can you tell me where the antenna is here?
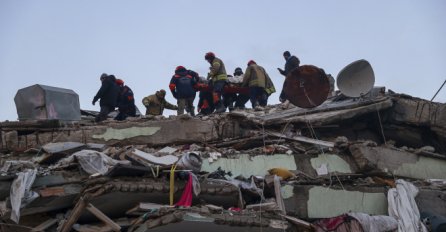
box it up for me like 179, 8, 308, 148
283, 65, 330, 108
337, 59, 375, 97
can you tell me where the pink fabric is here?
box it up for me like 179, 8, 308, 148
175, 174, 193, 207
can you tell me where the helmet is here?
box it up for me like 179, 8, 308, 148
205, 52, 215, 60
115, 79, 124, 86
247, 60, 256, 66
234, 67, 243, 75
175, 66, 186, 72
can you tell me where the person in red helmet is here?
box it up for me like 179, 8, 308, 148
114, 78, 136, 120
169, 66, 198, 116
204, 52, 228, 113
242, 60, 275, 110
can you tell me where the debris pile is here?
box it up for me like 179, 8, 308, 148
1, 89, 445, 232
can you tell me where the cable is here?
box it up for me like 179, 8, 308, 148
376, 105, 387, 145
304, 113, 345, 191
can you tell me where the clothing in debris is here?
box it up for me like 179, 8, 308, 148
205, 52, 228, 113
169, 66, 197, 116
175, 172, 193, 207
142, 90, 178, 116
278, 51, 300, 102
115, 79, 136, 121
92, 74, 120, 122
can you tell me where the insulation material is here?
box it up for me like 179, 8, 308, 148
387, 179, 428, 232
10, 169, 38, 223
348, 212, 398, 232
55, 150, 130, 175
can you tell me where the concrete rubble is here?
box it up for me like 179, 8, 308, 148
0, 90, 445, 232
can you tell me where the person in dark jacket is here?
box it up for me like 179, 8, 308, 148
92, 73, 120, 122
114, 79, 136, 121
169, 66, 197, 116
278, 51, 300, 102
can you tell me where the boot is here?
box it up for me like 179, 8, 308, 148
215, 102, 226, 113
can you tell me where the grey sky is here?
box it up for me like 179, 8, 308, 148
1, 0, 445, 121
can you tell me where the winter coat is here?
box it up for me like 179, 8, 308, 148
117, 85, 136, 116
284, 55, 300, 76
93, 77, 120, 108
169, 70, 197, 99
242, 64, 269, 88
142, 94, 177, 116
208, 57, 227, 83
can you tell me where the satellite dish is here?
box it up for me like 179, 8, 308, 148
337, 59, 375, 97
283, 65, 330, 108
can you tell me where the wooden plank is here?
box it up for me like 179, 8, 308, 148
59, 197, 87, 232
38, 187, 65, 197
280, 214, 313, 229
267, 131, 334, 148
86, 203, 121, 232
31, 218, 59, 231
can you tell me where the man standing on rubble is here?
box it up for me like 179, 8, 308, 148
242, 60, 270, 110
205, 52, 228, 113
142, 89, 178, 116
278, 51, 300, 106
92, 73, 120, 122
115, 79, 136, 121
169, 66, 197, 116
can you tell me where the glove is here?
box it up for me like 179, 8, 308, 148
92, 97, 97, 105
277, 68, 285, 75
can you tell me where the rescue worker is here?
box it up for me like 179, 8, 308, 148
204, 52, 228, 113
242, 60, 270, 110
197, 77, 215, 116
115, 79, 136, 121
92, 73, 120, 122
169, 66, 197, 116
142, 89, 178, 116
278, 51, 300, 103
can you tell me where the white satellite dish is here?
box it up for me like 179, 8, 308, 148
337, 59, 375, 97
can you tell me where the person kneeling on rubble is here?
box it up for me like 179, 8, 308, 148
142, 89, 178, 116
242, 60, 272, 110
169, 66, 198, 116
115, 78, 137, 121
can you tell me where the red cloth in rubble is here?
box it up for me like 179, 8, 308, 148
175, 173, 193, 207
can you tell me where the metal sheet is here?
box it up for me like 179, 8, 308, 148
14, 84, 81, 121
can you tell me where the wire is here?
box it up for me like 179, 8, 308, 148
376, 105, 387, 145
304, 113, 345, 191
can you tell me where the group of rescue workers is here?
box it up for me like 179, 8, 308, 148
92, 51, 300, 122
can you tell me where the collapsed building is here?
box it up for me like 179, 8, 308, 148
0, 60, 445, 231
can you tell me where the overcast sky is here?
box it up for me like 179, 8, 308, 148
1, 0, 445, 121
